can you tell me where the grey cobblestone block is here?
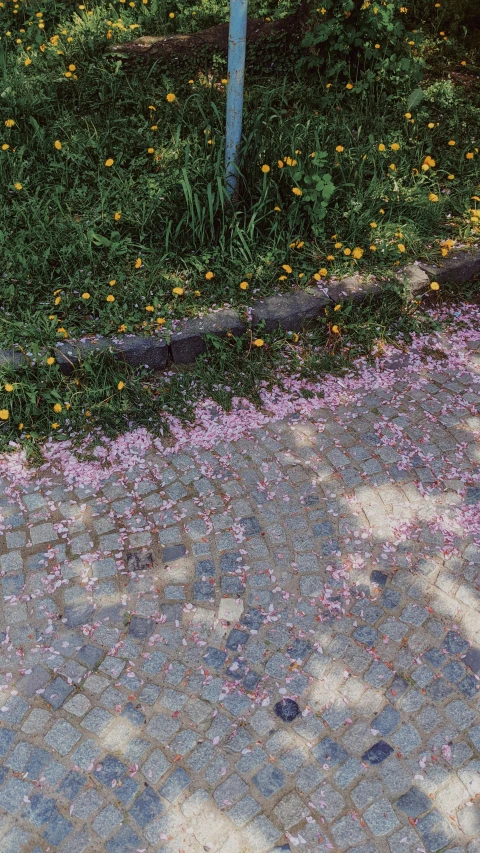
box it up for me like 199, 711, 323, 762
364, 799, 399, 836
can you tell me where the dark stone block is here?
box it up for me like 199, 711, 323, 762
424, 648, 445, 669
193, 581, 214, 601
126, 551, 153, 572
43, 812, 72, 845
203, 647, 227, 669
381, 589, 401, 610
396, 786, 432, 818
443, 631, 469, 655
466, 486, 480, 505
442, 660, 465, 683
114, 775, 139, 807
170, 310, 245, 364
353, 626, 379, 646
458, 675, 479, 698
370, 570, 388, 588
195, 559, 215, 578
251, 290, 329, 333
122, 702, 146, 727
128, 616, 153, 639
221, 577, 245, 595
0, 347, 28, 369
241, 609, 265, 630
287, 639, 312, 661
162, 544, 186, 563
130, 786, 164, 828
362, 741, 394, 765
226, 659, 247, 681
312, 737, 348, 768
312, 521, 333, 537
419, 248, 480, 286
239, 516, 262, 536
220, 551, 243, 573
252, 764, 286, 797
43, 677, 73, 710
23, 794, 57, 826
58, 771, 85, 801
243, 671, 261, 691
274, 698, 299, 723
105, 825, 141, 853
158, 767, 190, 803
426, 678, 453, 701
94, 754, 127, 785
77, 644, 103, 668
64, 603, 94, 629
417, 809, 454, 852
372, 706, 400, 736
226, 629, 249, 650
0, 727, 16, 757
463, 647, 480, 674
56, 335, 168, 373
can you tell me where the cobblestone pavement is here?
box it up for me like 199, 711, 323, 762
1, 321, 480, 853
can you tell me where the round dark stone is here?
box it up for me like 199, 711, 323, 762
274, 698, 299, 723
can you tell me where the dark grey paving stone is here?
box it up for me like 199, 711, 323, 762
226, 629, 249, 650
361, 741, 394, 765
312, 737, 348, 768
466, 486, 480, 504
162, 545, 186, 563
43, 812, 73, 845
353, 626, 379, 645
203, 647, 227, 669
0, 727, 16, 757
424, 648, 445, 668
287, 639, 312, 661
43, 677, 73, 710
158, 768, 190, 803
126, 551, 153, 572
396, 786, 432, 818
253, 765, 286, 798
372, 706, 400, 736
17, 664, 51, 697
130, 786, 164, 827
77, 644, 103, 668
105, 825, 141, 853
442, 631, 469, 655
58, 771, 85, 800
370, 570, 388, 588
417, 809, 454, 852
463, 647, 480, 674
94, 754, 127, 786
220, 552, 243, 572
64, 604, 94, 629
240, 516, 262, 536
128, 616, 153, 639
22, 794, 57, 826
195, 559, 215, 578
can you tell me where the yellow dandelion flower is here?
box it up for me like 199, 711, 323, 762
430, 281, 440, 290
24, 57, 32, 66
378, 144, 386, 152
346, 83, 353, 90
466, 152, 474, 160
166, 93, 176, 103
54, 140, 62, 150
447, 174, 455, 180
14, 182, 22, 190
277, 160, 284, 169
292, 187, 302, 196
448, 140, 455, 146
5, 119, 15, 127
117, 381, 125, 390
81, 292, 90, 299
53, 403, 62, 413
172, 286, 184, 296
253, 338, 264, 347
335, 145, 344, 153
327, 255, 334, 261
46, 356, 55, 365
134, 258, 142, 269
105, 158, 114, 167
1, 144, 9, 151
389, 163, 396, 171
4, 383, 14, 392
156, 317, 165, 324
334, 304, 341, 311
0, 409, 9, 420
429, 192, 439, 202
205, 271, 214, 280
106, 294, 115, 302
114, 211, 121, 221
344, 248, 351, 256
398, 243, 406, 252
332, 325, 340, 334
352, 247, 364, 259
261, 164, 270, 173
282, 264, 292, 274
240, 281, 249, 290
390, 142, 400, 151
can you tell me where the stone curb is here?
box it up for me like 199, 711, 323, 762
1, 250, 479, 372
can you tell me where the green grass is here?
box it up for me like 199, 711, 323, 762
0, 0, 479, 450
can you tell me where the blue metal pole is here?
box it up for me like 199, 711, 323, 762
225, 0, 248, 196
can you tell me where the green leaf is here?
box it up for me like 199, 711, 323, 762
406, 87, 424, 111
